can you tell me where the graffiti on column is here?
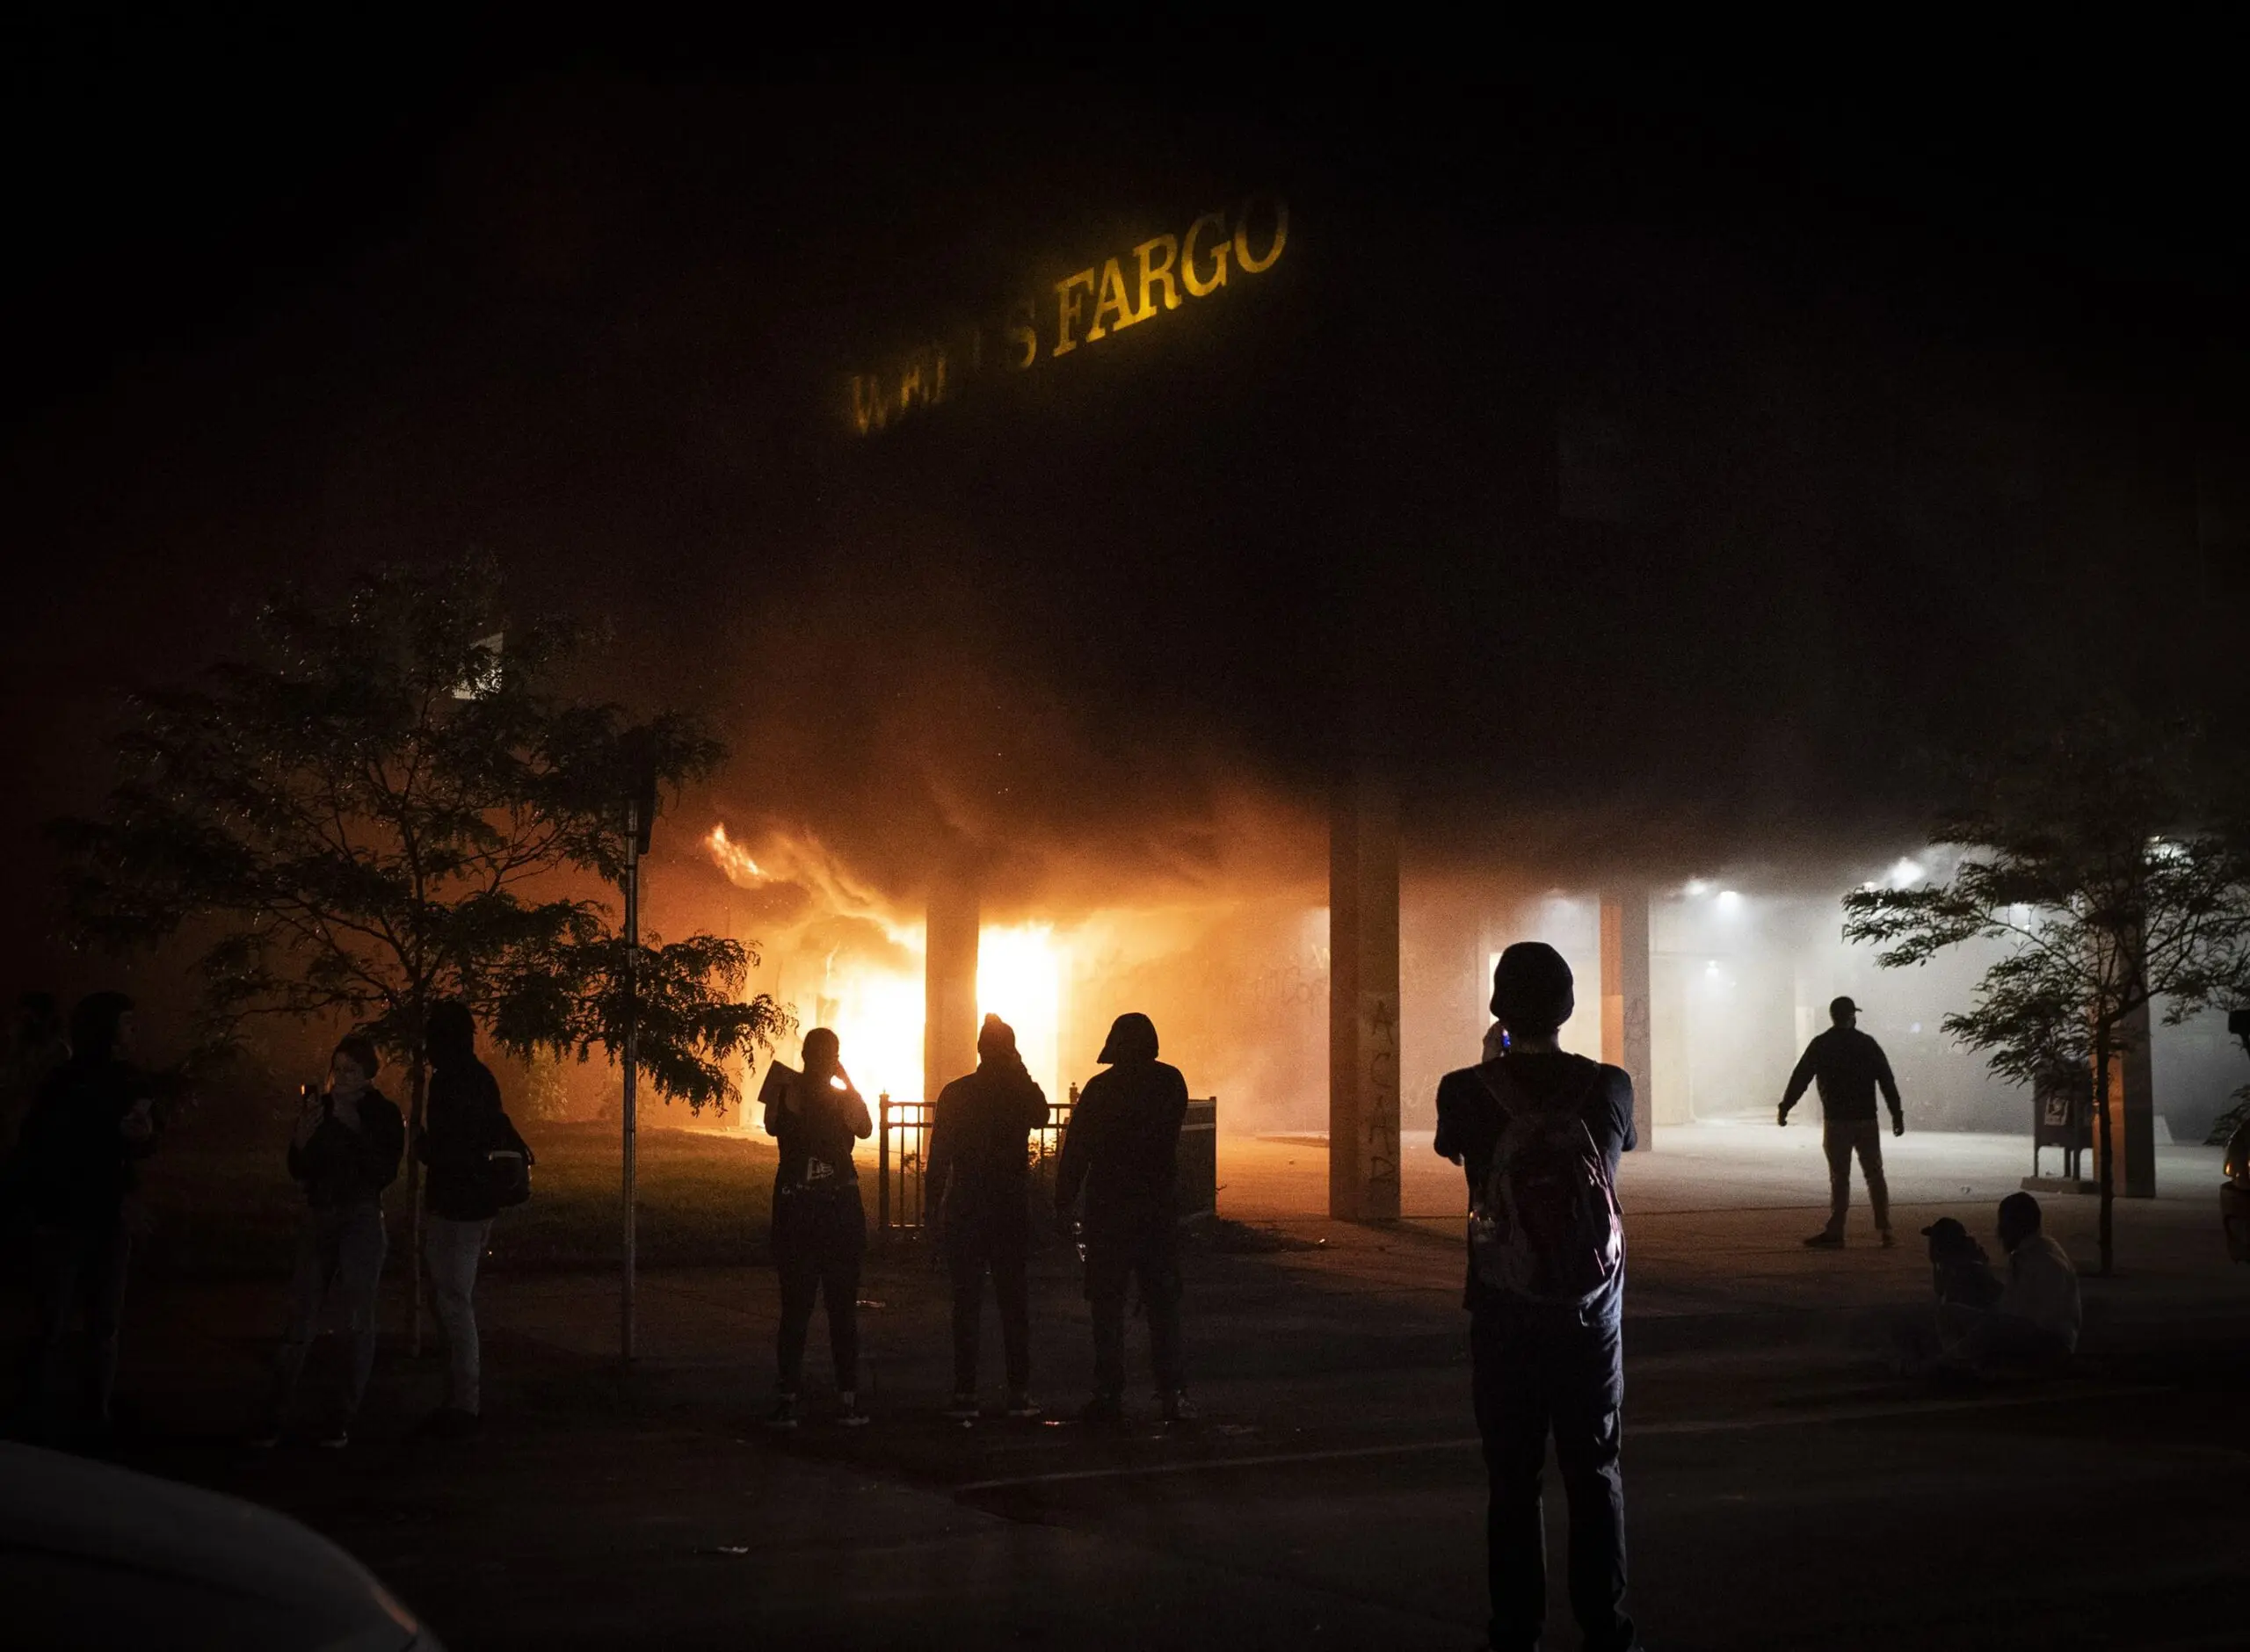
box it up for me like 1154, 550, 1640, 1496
1366, 992, 1400, 1198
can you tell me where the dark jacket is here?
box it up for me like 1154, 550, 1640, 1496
925, 1056, 1049, 1226
11, 1057, 162, 1231
1055, 1058, 1188, 1240
289, 1090, 404, 1211
417, 1054, 512, 1221
763, 1068, 872, 1196
1781, 1026, 1902, 1125
1434, 1050, 1636, 1313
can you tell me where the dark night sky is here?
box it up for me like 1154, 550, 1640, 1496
4, 19, 2246, 1001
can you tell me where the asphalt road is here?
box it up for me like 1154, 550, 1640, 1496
111, 1290, 2248, 1651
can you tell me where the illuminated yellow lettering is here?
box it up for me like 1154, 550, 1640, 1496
1232, 195, 1288, 273
896, 357, 923, 413
1133, 234, 1180, 319
1181, 210, 1230, 296
1005, 296, 1037, 369
1088, 257, 1136, 340
1052, 269, 1095, 355
849, 373, 886, 435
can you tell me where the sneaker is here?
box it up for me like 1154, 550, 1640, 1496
766, 1395, 800, 1431
1079, 1394, 1123, 1428
1802, 1232, 1845, 1249
942, 1392, 980, 1422
1160, 1390, 1200, 1424
316, 1423, 351, 1450
1880, 1230, 1898, 1250
247, 1424, 283, 1451
1004, 1393, 1042, 1420
836, 1392, 871, 1429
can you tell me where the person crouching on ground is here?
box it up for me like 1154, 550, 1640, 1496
1435, 943, 1643, 1652
415, 1001, 525, 1441
926, 1013, 1050, 1421
764, 1027, 873, 1429
1936, 1192, 2081, 1374
1054, 1012, 1190, 1426
255, 1034, 403, 1449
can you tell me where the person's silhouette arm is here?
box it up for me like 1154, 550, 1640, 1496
1779, 1042, 1818, 1127
1874, 1042, 1904, 1136
1054, 1088, 1095, 1226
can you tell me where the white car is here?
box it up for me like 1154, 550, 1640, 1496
0, 1442, 442, 1650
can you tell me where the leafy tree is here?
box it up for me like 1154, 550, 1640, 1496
51, 559, 789, 1297
1842, 717, 2250, 1274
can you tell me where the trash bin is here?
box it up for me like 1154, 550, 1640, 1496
1177, 1098, 1217, 1219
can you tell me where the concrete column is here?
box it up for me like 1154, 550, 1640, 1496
1600, 891, 1654, 1151
924, 866, 979, 1106
2120, 999, 2158, 1198
1329, 772, 1401, 1221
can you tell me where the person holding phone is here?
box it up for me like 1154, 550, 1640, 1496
253, 1034, 403, 1448
762, 1027, 873, 1429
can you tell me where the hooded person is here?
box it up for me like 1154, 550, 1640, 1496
1433, 943, 1642, 1652
1053, 1012, 1191, 1425
762, 1027, 874, 1429
926, 1013, 1051, 1420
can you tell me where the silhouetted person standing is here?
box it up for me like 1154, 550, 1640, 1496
1781, 995, 1904, 1249
415, 1002, 526, 1440
1055, 1012, 1190, 1426
1436, 944, 1641, 1652
256, 1034, 403, 1449
1, 991, 70, 1154
926, 1013, 1049, 1420
763, 1027, 873, 1429
10, 992, 163, 1447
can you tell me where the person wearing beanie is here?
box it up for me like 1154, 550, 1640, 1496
1434, 942, 1643, 1652
925, 1013, 1052, 1420
1054, 1012, 1192, 1425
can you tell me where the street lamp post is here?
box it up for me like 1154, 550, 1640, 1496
621, 736, 657, 1370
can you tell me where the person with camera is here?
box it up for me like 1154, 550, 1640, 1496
253, 1034, 403, 1449
413, 1001, 528, 1441
762, 1027, 874, 1429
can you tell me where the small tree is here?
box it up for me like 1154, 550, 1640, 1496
52, 559, 788, 1315
1843, 717, 2250, 1274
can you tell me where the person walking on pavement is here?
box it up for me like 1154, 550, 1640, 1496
762, 1027, 873, 1430
1781, 995, 1904, 1249
1054, 1012, 1190, 1426
1436, 943, 1643, 1652
926, 1013, 1050, 1421
414, 1002, 528, 1440
255, 1034, 403, 1449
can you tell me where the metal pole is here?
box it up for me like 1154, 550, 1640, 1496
877, 1092, 890, 1237
621, 802, 639, 1368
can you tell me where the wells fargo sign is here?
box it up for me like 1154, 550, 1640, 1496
847, 193, 1288, 436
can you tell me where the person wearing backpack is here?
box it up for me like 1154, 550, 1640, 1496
413, 1001, 528, 1441
1435, 942, 1642, 1652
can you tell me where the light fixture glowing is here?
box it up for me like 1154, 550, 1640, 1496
1888, 859, 1924, 887
1685, 879, 1711, 897
1716, 889, 1743, 910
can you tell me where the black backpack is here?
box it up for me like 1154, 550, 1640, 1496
1469, 1059, 1624, 1305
